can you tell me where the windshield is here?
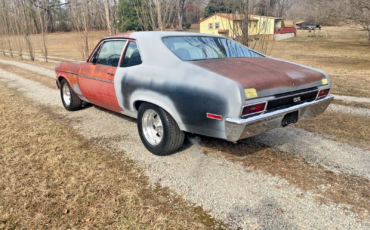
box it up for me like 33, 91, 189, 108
162, 36, 263, 61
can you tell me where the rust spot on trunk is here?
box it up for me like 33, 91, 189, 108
191, 57, 325, 92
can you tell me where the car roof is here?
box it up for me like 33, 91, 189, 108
104, 31, 225, 40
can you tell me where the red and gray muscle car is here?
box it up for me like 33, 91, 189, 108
55, 32, 333, 156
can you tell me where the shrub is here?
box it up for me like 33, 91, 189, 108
165, 24, 171, 29
58, 21, 69, 32
182, 22, 191, 29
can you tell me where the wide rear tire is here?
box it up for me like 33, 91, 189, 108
138, 103, 185, 156
60, 79, 82, 111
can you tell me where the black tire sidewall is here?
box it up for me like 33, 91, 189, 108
137, 103, 172, 156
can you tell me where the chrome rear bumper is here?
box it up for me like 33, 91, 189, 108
225, 95, 334, 142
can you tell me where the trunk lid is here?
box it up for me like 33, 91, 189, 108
190, 57, 325, 98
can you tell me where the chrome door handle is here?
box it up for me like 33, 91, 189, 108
107, 72, 114, 76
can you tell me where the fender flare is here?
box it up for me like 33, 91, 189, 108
130, 89, 186, 131
57, 74, 86, 101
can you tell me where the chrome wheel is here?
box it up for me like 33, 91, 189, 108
62, 83, 71, 107
142, 109, 163, 146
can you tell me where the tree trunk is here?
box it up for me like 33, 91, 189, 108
47, 6, 54, 32
157, 0, 163, 31
104, 0, 112, 35
245, 0, 249, 47
177, 0, 183, 30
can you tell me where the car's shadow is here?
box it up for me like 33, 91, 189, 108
175, 133, 271, 157
86, 103, 137, 123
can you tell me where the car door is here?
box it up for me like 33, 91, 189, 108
79, 39, 127, 112
114, 41, 143, 112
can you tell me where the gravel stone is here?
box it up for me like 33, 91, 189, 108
250, 126, 370, 180
0, 59, 55, 77
332, 94, 370, 104
328, 103, 370, 118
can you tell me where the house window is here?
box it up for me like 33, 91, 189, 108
263, 21, 266, 29
209, 23, 213, 29
215, 22, 220, 29
249, 22, 251, 28
254, 22, 257, 28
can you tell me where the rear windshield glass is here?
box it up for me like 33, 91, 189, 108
162, 36, 263, 61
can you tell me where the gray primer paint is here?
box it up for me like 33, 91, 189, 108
109, 31, 330, 140
114, 32, 243, 139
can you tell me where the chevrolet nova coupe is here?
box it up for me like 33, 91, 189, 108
55, 32, 333, 155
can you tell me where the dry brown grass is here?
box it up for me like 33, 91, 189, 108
270, 26, 370, 98
294, 111, 370, 151
0, 83, 225, 230
3, 31, 108, 61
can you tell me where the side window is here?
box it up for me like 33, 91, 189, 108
121, 42, 142, 67
95, 40, 127, 67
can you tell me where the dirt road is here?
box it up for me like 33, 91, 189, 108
1, 58, 370, 229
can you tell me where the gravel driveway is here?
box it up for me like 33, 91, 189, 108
1, 60, 370, 229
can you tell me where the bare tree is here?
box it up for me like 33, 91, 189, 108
17, 0, 36, 61
36, 0, 49, 62
227, 0, 251, 47
350, 0, 370, 41
157, 0, 163, 31
275, 0, 296, 18
177, 0, 187, 30
133, 0, 156, 31
14, 3, 25, 59
70, 0, 92, 59
162, 0, 177, 28
104, 0, 112, 34
0, 0, 13, 58
104, 0, 117, 34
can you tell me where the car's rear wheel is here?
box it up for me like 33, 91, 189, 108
138, 103, 185, 156
60, 79, 82, 111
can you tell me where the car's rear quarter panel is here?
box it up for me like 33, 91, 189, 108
114, 63, 243, 140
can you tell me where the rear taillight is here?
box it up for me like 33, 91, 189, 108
316, 88, 330, 100
242, 102, 266, 117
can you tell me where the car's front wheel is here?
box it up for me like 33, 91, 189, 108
138, 103, 185, 156
60, 79, 82, 111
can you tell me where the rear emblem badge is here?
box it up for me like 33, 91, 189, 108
293, 97, 301, 103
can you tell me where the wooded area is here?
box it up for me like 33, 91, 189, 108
0, 0, 369, 61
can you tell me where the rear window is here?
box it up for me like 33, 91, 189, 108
162, 36, 263, 61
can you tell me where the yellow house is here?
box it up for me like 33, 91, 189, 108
200, 13, 281, 40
